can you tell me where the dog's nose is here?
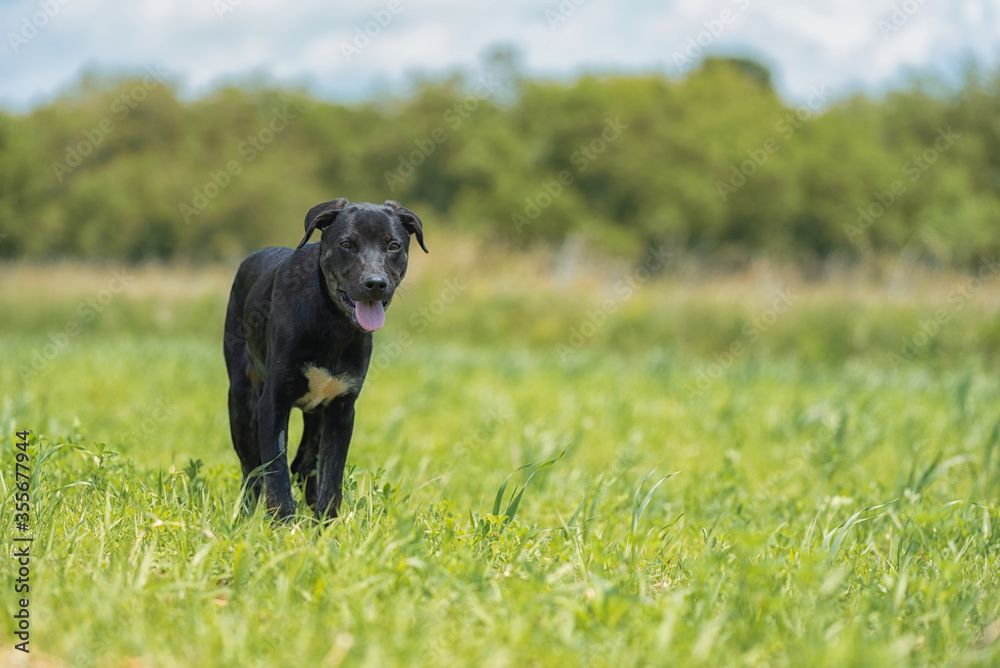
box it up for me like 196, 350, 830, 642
363, 275, 389, 295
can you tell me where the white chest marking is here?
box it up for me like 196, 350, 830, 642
295, 365, 358, 411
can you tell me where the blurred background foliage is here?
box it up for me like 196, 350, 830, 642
1, 55, 998, 267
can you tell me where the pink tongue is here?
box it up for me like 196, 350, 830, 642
355, 300, 385, 331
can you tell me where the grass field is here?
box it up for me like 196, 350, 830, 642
2, 246, 1000, 667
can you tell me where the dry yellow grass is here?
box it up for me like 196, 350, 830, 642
3, 241, 999, 314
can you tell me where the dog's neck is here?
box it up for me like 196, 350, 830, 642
316, 261, 339, 314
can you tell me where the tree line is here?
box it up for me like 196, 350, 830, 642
1, 57, 998, 267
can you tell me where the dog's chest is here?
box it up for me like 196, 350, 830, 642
294, 364, 359, 411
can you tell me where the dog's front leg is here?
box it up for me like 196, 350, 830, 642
315, 396, 356, 520
257, 385, 296, 519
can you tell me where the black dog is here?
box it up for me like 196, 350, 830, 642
223, 198, 427, 520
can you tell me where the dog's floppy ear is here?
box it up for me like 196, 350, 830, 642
297, 198, 349, 249
385, 200, 428, 253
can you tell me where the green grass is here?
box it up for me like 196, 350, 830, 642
2, 258, 1000, 667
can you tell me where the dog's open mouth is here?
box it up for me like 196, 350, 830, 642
339, 291, 388, 332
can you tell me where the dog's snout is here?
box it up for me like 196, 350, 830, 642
363, 275, 389, 296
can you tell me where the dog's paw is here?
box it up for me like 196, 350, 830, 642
314, 505, 340, 525
266, 498, 297, 522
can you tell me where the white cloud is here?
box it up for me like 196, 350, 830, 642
1, 0, 998, 110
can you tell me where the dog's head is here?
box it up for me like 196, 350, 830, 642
297, 198, 427, 332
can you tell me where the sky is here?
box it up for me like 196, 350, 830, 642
1, 0, 998, 111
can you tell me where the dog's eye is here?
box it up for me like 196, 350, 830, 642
340, 241, 352, 249
388, 242, 401, 251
